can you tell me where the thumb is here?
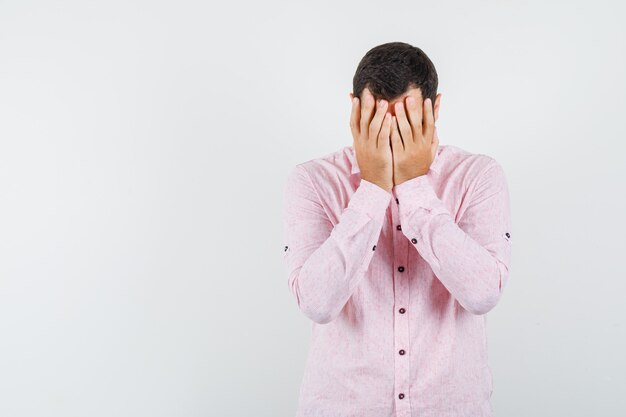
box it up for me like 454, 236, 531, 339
390, 116, 403, 152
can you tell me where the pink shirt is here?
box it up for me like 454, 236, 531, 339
282, 143, 512, 417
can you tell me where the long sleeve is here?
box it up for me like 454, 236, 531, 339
282, 164, 392, 324
394, 160, 513, 315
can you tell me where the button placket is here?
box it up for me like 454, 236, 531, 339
391, 192, 411, 417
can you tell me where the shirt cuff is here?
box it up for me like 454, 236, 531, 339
393, 174, 448, 216
347, 178, 392, 219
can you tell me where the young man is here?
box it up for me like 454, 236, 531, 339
282, 42, 512, 417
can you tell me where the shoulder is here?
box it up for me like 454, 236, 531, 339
439, 144, 505, 181
289, 145, 353, 182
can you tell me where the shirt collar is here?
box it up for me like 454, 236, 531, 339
348, 143, 443, 176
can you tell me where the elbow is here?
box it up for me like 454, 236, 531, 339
288, 274, 339, 324
295, 296, 338, 325
462, 291, 501, 315
304, 307, 336, 325
462, 263, 508, 316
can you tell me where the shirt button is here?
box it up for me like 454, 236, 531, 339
506, 232, 511, 238
395, 197, 399, 204
372, 245, 377, 251
399, 308, 406, 314
284, 245, 288, 251
398, 393, 405, 399
396, 224, 402, 231
411, 238, 417, 244
399, 349, 405, 355
398, 266, 405, 272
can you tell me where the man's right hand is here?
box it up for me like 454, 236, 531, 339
349, 87, 393, 193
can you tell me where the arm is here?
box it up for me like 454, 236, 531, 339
394, 160, 513, 315
282, 164, 391, 324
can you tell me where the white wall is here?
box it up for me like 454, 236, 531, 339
1, 1, 624, 416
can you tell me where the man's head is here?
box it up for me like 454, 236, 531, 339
352, 42, 441, 121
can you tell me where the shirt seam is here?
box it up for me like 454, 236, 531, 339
299, 164, 334, 223
459, 158, 499, 223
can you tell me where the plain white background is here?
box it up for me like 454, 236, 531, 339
1, 1, 625, 416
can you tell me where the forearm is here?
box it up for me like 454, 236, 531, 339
290, 198, 387, 324
400, 207, 508, 314
283, 166, 392, 324
394, 164, 512, 315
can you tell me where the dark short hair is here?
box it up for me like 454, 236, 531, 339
352, 42, 438, 105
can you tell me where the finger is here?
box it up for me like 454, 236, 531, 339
431, 124, 439, 155
390, 115, 404, 151
405, 95, 423, 142
377, 112, 392, 148
394, 101, 413, 145
369, 98, 389, 144
349, 95, 360, 141
359, 87, 376, 140
423, 98, 435, 145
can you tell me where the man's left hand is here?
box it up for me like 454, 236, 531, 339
390, 96, 439, 186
